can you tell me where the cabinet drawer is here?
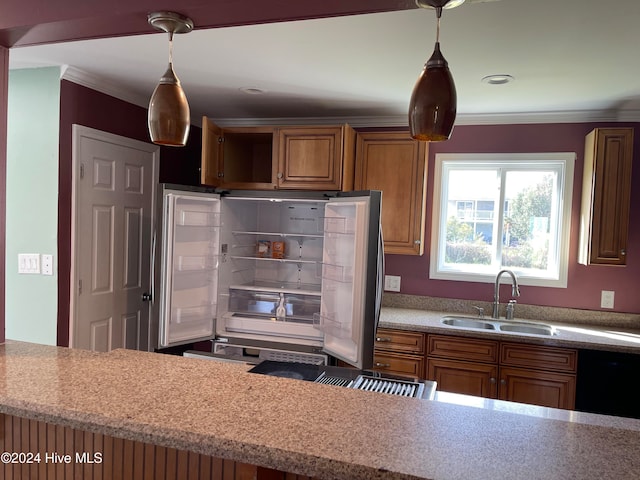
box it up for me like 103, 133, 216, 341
375, 328, 425, 354
500, 343, 577, 373
373, 351, 424, 379
427, 335, 498, 363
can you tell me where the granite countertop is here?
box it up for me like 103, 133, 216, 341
2, 341, 640, 480
380, 307, 640, 354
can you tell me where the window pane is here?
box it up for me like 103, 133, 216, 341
502, 170, 556, 274
444, 169, 497, 268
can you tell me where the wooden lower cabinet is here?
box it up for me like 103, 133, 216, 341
499, 366, 576, 409
0, 413, 316, 480
373, 328, 425, 379
427, 358, 497, 398
426, 334, 578, 410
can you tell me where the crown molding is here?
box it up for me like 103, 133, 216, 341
61, 67, 640, 128
61, 65, 149, 109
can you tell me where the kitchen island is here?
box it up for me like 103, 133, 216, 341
1, 341, 640, 480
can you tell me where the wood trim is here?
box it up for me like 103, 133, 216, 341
0, 45, 7, 344
0, 414, 319, 480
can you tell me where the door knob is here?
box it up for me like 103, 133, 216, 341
142, 292, 152, 302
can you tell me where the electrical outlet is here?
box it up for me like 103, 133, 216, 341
601, 290, 615, 309
42, 254, 54, 276
384, 275, 401, 292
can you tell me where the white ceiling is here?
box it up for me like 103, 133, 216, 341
8, 0, 640, 127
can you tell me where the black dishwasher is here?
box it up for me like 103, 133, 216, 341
575, 349, 640, 419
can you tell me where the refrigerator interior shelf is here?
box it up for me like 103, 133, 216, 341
177, 210, 221, 227
229, 255, 319, 265
229, 281, 321, 296
232, 230, 323, 239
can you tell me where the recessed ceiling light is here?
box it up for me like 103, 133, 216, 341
482, 75, 514, 85
240, 87, 266, 95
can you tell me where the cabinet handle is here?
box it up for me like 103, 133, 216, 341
375, 362, 391, 368
277, 172, 283, 179
621, 249, 626, 256
376, 337, 392, 342
414, 240, 421, 245
490, 377, 496, 384
500, 379, 506, 385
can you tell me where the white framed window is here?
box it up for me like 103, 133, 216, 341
430, 153, 575, 288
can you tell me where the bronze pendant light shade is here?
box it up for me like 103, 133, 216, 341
147, 12, 194, 147
409, 0, 458, 141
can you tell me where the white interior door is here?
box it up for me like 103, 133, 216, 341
72, 125, 159, 352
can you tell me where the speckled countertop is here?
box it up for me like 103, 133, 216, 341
379, 306, 640, 354
2, 341, 640, 480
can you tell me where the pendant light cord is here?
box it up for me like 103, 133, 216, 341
435, 6, 442, 43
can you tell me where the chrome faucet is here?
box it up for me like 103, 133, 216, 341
493, 269, 520, 319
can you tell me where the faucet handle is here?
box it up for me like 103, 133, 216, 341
506, 300, 517, 320
472, 306, 485, 318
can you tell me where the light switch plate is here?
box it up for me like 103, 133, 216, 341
18, 253, 40, 274
384, 275, 401, 292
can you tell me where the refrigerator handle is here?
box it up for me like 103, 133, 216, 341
150, 226, 156, 305
374, 223, 384, 327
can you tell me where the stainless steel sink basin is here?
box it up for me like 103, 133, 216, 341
498, 323, 556, 336
440, 316, 557, 336
441, 316, 496, 330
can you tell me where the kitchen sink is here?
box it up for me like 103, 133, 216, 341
498, 323, 556, 336
441, 316, 496, 330
440, 316, 557, 336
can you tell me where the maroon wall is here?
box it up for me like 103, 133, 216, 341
57, 80, 201, 346
384, 122, 640, 314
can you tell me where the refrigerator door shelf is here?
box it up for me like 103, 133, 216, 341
176, 210, 220, 227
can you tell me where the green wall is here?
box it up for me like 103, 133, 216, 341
6, 67, 60, 344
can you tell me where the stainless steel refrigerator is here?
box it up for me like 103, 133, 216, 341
149, 184, 383, 369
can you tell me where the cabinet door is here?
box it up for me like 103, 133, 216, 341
579, 128, 633, 265
201, 116, 222, 187
374, 351, 424, 379
355, 132, 427, 255
277, 126, 355, 190
427, 358, 498, 398
499, 367, 576, 410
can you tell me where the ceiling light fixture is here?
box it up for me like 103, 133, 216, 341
482, 74, 514, 85
409, 0, 458, 142
147, 11, 194, 147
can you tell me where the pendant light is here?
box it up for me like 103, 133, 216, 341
409, 0, 458, 142
147, 11, 194, 147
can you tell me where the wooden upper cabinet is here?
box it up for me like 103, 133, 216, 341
201, 118, 355, 191
200, 116, 278, 190
578, 128, 634, 265
276, 125, 355, 190
201, 116, 223, 187
355, 132, 427, 255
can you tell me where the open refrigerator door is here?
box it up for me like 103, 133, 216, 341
316, 196, 371, 369
158, 190, 221, 348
